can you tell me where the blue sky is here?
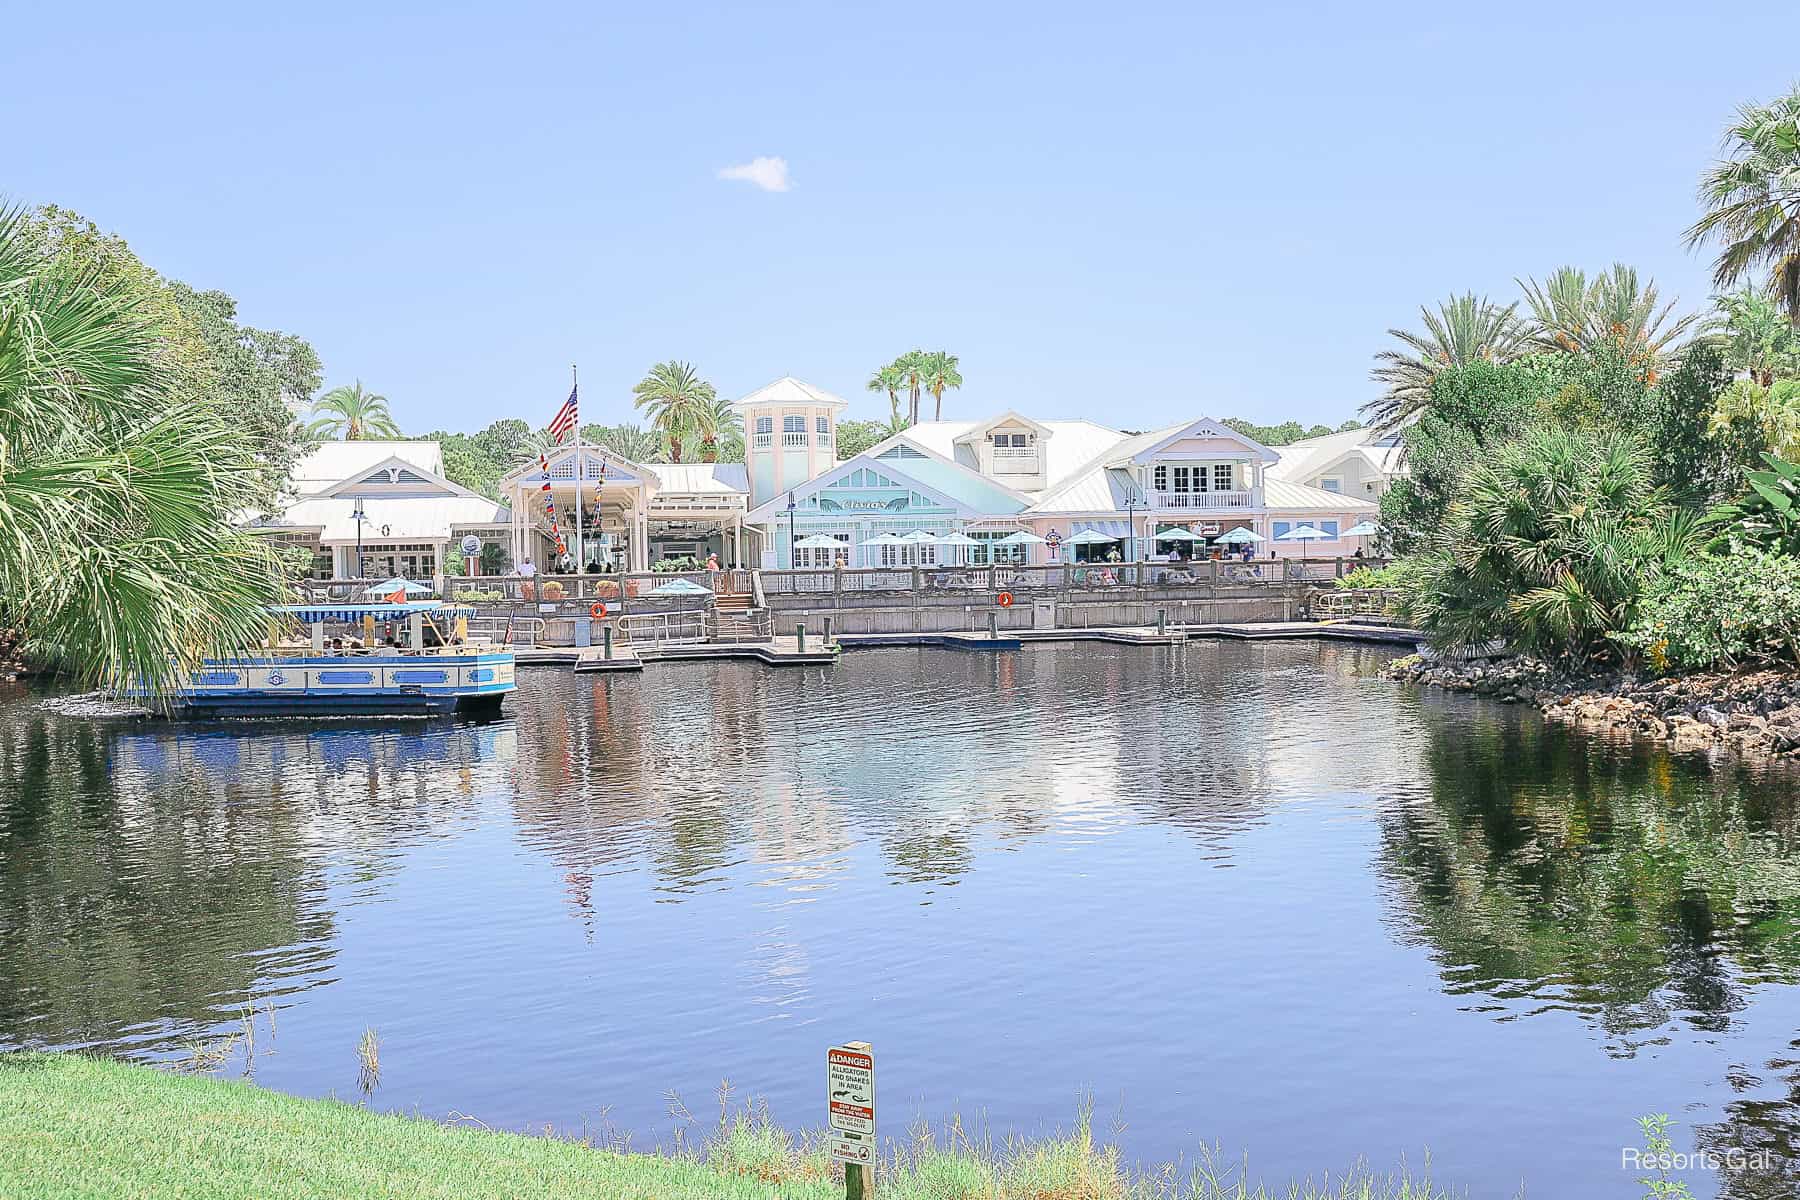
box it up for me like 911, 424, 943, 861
8, 2, 1797, 434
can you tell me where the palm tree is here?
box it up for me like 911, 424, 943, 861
0, 204, 286, 695
1687, 87, 1800, 322
588, 423, 660, 464
631, 360, 716, 464
306, 381, 400, 440
1704, 286, 1800, 387
690, 392, 738, 463
866, 363, 907, 429
894, 350, 928, 425
920, 351, 963, 421
1519, 264, 1699, 366
1365, 294, 1528, 432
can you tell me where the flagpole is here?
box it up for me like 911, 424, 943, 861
571, 363, 584, 577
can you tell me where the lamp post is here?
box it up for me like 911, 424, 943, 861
352, 499, 367, 580
786, 491, 797, 570
1123, 494, 1144, 566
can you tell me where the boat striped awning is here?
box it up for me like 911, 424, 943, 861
272, 602, 475, 623
1071, 520, 1132, 537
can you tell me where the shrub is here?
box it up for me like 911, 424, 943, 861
1396, 427, 1697, 661
1619, 549, 1800, 671
1334, 562, 1416, 590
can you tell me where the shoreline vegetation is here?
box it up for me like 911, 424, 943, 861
0, 1053, 1473, 1200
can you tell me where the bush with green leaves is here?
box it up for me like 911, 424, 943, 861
1619, 549, 1800, 671
1705, 452, 1800, 556
1395, 426, 1697, 660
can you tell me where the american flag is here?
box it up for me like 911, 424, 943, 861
547, 385, 579, 444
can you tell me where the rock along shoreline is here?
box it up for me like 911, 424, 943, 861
1384, 654, 1800, 762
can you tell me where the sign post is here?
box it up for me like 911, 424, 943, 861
827, 1042, 875, 1197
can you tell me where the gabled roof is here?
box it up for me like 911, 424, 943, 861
323, 454, 477, 500
743, 449, 1027, 524
1268, 426, 1405, 483
730, 376, 850, 411
896, 417, 1126, 493
291, 440, 443, 495
952, 410, 1053, 443
1110, 418, 1279, 466
653, 462, 750, 494
497, 442, 661, 489
861, 428, 1038, 510
245, 494, 511, 542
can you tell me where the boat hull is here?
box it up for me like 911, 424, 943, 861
149, 652, 516, 720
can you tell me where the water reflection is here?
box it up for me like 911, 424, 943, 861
2, 650, 1798, 1197
1379, 712, 1800, 1044
0, 706, 513, 1052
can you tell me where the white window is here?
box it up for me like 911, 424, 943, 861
1319, 477, 1342, 493
1318, 520, 1340, 537
1172, 466, 1191, 494
783, 415, 805, 433
1273, 521, 1292, 539
816, 416, 830, 434
1214, 464, 1233, 492
755, 416, 773, 434
1153, 465, 1168, 491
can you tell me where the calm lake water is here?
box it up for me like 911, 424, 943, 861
3, 644, 1799, 1198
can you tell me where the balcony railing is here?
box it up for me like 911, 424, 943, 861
782, 431, 810, 448
1153, 489, 1255, 509
992, 446, 1038, 473
751, 432, 772, 448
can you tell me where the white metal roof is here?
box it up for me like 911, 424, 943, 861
730, 376, 850, 411
900, 417, 1126, 494
1268, 426, 1405, 483
247, 494, 511, 543
652, 463, 750, 494
290, 440, 443, 495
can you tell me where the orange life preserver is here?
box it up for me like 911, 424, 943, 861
996, 591, 1014, 608
590, 602, 608, 619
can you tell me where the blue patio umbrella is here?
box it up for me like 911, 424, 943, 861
1342, 520, 1382, 554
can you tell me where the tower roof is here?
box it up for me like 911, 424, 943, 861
730, 376, 850, 411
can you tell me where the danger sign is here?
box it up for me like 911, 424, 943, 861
827, 1043, 875, 1136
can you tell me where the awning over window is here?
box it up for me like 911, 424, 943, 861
1070, 520, 1132, 537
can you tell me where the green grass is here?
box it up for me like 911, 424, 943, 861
0, 1053, 1466, 1199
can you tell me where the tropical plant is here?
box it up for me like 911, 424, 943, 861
834, 418, 896, 460
1705, 286, 1800, 386
1686, 85, 1800, 321
630, 360, 716, 463
1396, 427, 1694, 660
1711, 377, 1800, 462
587, 422, 661, 464
894, 349, 928, 425
689, 391, 739, 463
866, 363, 907, 429
1620, 549, 1800, 671
1365, 294, 1529, 432
0, 203, 287, 694
306, 381, 399, 440
919, 350, 963, 421
1519, 263, 1699, 366
1704, 452, 1800, 557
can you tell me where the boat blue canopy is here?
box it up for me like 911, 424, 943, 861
272, 601, 475, 623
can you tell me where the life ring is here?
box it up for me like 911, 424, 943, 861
590, 602, 608, 619
996, 591, 1014, 608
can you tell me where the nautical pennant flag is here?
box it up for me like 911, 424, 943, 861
547, 385, 579, 444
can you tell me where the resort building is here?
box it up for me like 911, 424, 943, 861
257, 380, 1391, 577
1267, 424, 1406, 500
244, 440, 512, 578
731, 383, 1383, 567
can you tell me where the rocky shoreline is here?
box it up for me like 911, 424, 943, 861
1385, 654, 1800, 761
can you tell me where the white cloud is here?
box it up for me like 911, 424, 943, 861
716, 156, 793, 193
